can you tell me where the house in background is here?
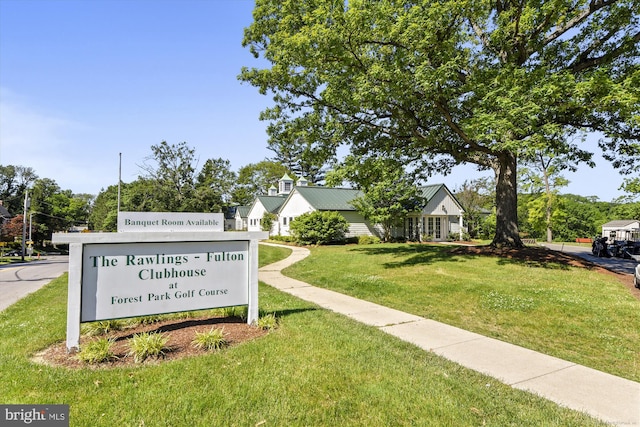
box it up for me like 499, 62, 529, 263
601, 220, 640, 242
247, 174, 466, 241
234, 206, 250, 231
276, 185, 382, 238
405, 184, 465, 241
0, 201, 11, 227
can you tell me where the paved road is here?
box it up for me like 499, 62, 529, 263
541, 243, 638, 275
0, 256, 69, 312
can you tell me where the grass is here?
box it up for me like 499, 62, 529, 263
0, 244, 612, 426
283, 243, 640, 382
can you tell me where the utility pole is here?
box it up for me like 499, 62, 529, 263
21, 191, 30, 261
117, 152, 122, 213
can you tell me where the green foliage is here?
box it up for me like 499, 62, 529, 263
191, 327, 228, 351
330, 155, 423, 242
127, 332, 170, 363
257, 313, 278, 330
77, 337, 117, 364
81, 319, 126, 336
261, 212, 277, 233
357, 235, 381, 245
269, 234, 296, 243
233, 161, 290, 205
241, 0, 640, 247
289, 211, 349, 245
454, 178, 495, 239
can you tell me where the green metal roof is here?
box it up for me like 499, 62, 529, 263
417, 184, 444, 201
256, 196, 286, 213
236, 206, 250, 217
293, 186, 363, 211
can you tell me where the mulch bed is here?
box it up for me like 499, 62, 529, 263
33, 316, 269, 369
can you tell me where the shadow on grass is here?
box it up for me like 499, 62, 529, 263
351, 243, 580, 271
348, 244, 467, 269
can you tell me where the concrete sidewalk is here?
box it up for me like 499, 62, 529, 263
259, 243, 640, 427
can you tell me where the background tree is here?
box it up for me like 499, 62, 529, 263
28, 178, 91, 243
188, 158, 237, 213
241, 0, 640, 248
265, 111, 340, 184
232, 160, 289, 206
138, 141, 197, 211
89, 185, 119, 231
519, 148, 585, 242
454, 178, 494, 239
0, 165, 37, 215
1, 215, 25, 247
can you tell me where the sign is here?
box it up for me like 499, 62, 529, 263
52, 231, 268, 351
82, 241, 248, 321
118, 211, 224, 232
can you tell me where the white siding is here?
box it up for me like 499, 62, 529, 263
422, 187, 463, 216
340, 211, 383, 238
277, 191, 316, 236
247, 203, 267, 233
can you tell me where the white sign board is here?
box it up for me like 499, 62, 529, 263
118, 212, 224, 232
82, 241, 248, 321
52, 231, 268, 351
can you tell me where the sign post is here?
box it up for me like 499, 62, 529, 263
52, 231, 268, 351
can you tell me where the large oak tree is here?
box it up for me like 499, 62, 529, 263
240, 0, 639, 247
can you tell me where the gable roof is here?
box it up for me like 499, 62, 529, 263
417, 184, 464, 211
255, 196, 286, 214
236, 206, 250, 218
291, 186, 363, 211
0, 204, 11, 219
602, 220, 640, 228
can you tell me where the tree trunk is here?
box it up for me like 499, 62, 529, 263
491, 152, 524, 248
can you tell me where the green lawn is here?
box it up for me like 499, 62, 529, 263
0, 244, 612, 426
283, 243, 640, 382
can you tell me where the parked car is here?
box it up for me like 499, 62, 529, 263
635, 264, 640, 289
3, 250, 21, 257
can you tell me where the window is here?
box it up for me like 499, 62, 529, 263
435, 217, 441, 239
407, 217, 414, 238
283, 217, 287, 225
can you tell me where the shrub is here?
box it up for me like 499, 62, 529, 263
357, 235, 381, 245
192, 327, 228, 351
289, 211, 349, 245
77, 337, 117, 364
257, 313, 278, 330
127, 332, 170, 363
81, 320, 125, 336
270, 234, 295, 243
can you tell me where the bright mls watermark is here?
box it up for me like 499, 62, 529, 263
1, 405, 69, 426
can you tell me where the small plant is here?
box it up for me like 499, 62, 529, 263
77, 337, 117, 364
81, 320, 125, 336
192, 327, 228, 351
223, 306, 248, 320
257, 313, 278, 331
358, 235, 381, 245
127, 332, 170, 363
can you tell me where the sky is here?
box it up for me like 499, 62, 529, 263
0, 0, 631, 202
